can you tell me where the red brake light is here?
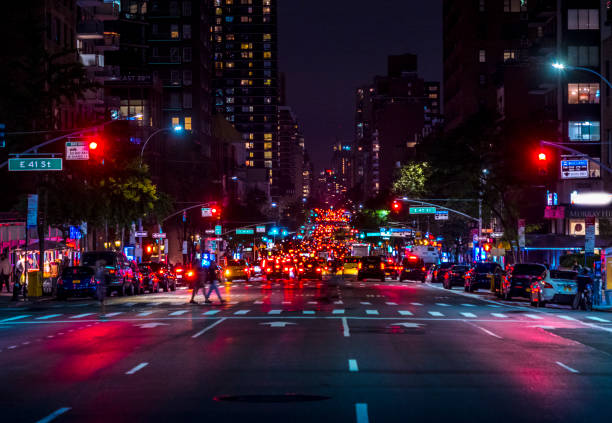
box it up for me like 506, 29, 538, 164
176, 268, 184, 273
159, 270, 164, 274
358, 263, 362, 269
422, 267, 426, 271
316, 268, 321, 272
380, 263, 385, 270
409, 256, 418, 261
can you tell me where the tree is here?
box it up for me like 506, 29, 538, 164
392, 162, 430, 197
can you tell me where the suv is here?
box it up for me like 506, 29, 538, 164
399, 255, 427, 282
81, 251, 134, 296
464, 262, 503, 292
357, 256, 385, 281
500, 263, 547, 300
141, 262, 176, 291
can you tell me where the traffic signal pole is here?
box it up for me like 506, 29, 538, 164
540, 140, 612, 175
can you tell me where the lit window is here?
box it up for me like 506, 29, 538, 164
171, 117, 180, 127
568, 9, 599, 30
225, 16, 234, 22
226, 97, 234, 103
264, 151, 272, 159
568, 83, 600, 104
264, 133, 273, 141
215, 7, 222, 15
245, 142, 254, 149
184, 117, 192, 130
263, 33, 272, 41
264, 79, 272, 86
428, 93, 437, 99
479, 49, 486, 63
249, 152, 254, 158
264, 160, 272, 168
264, 51, 272, 58
503, 50, 517, 62
240, 16, 252, 23
171, 24, 179, 39
263, 7, 271, 14
568, 121, 600, 141
226, 62, 234, 68
240, 79, 250, 86
246, 160, 254, 167
264, 142, 272, 149
226, 34, 235, 40
264, 0, 271, 5
503, 0, 524, 12
249, 133, 254, 140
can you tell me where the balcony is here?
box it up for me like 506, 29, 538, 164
80, 53, 104, 69
77, 20, 104, 40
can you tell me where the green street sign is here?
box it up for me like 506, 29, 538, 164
409, 207, 436, 214
236, 228, 255, 235
9, 158, 62, 171
214, 225, 222, 236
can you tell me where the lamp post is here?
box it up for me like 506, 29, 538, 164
552, 62, 612, 90
139, 125, 183, 167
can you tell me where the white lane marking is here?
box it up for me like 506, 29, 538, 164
348, 359, 359, 372
360, 302, 371, 305
35, 407, 71, 423
487, 304, 502, 308
192, 318, 227, 338
102, 312, 123, 318
307, 301, 318, 304
125, 362, 149, 375
355, 403, 369, 423
386, 302, 398, 306
473, 325, 502, 339
234, 310, 250, 315
70, 313, 95, 319
0, 315, 31, 322
398, 310, 413, 316
461, 312, 477, 318
586, 316, 611, 323
332, 309, 345, 314
524, 314, 543, 320
169, 310, 188, 316
411, 302, 423, 306
435, 303, 450, 307
428, 311, 444, 317
303, 311, 315, 315
491, 313, 508, 318
268, 309, 282, 315
137, 311, 154, 317
147, 302, 162, 306
123, 302, 136, 307
203, 310, 221, 316
334, 300, 344, 304
36, 314, 62, 320
282, 301, 292, 304
342, 317, 350, 337
8, 345, 17, 349
461, 303, 476, 307
254, 300, 263, 304
365, 309, 379, 315
558, 315, 577, 321
556, 361, 579, 373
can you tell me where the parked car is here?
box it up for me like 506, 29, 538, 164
297, 259, 323, 280
530, 269, 578, 307
464, 262, 504, 292
56, 266, 103, 300
141, 262, 176, 291
138, 263, 161, 293
399, 255, 427, 282
342, 256, 361, 280
357, 256, 386, 281
81, 251, 134, 296
443, 265, 470, 289
224, 259, 251, 282
434, 262, 455, 283
500, 263, 547, 300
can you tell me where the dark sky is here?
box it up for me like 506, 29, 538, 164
278, 0, 443, 172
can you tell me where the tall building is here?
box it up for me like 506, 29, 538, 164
212, 0, 279, 198
330, 139, 353, 198
277, 106, 304, 201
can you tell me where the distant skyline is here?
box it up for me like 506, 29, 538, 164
278, 1, 443, 172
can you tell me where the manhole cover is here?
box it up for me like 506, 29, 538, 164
214, 394, 331, 403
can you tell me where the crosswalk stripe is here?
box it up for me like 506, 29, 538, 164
203, 310, 221, 316
146, 302, 162, 307
137, 311, 154, 317
307, 301, 317, 304
366, 309, 379, 315
332, 309, 345, 314
461, 312, 477, 318
586, 316, 610, 323
398, 310, 413, 316
461, 304, 476, 307
0, 315, 31, 322
254, 301, 263, 304
386, 302, 398, 306
282, 301, 291, 304
70, 313, 94, 319
491, 313, 508, 318
428, 311, 444, 317
36, 314, 62, 320
234, 310, 250, 315
487, 304, 502, 308
268, 309, 282, 315
303, 311, 315, 315
524, 314, 543, 320
435, 303, 450, 307
558, 315, 577, 321
169, 310, 188, 316
334, 300, 344, 304
411, 302, 423, 306
102, 312, 123, 317
361, 302, 371, 305
123, 302, 136, 307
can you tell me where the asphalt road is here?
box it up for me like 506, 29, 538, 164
1, 277, 612, 423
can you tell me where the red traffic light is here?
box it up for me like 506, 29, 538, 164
392, 200, 401, 212
538, 152, 547, 161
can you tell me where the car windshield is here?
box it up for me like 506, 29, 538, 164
82, 252, 116, 267
475, 263, 498, 273
513, 264, 546, 276
362, 256, 381, 264
550, 270, 577, 280
227, 260, 247, 266
451, 266, 469, 272
61, 266, 94, 278
439, 263, 454, 269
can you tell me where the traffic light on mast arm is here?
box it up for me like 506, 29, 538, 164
88, 135, 104, 164
211, 206, 221, 219
536, 149, 549, 176
392, 200, 401, 212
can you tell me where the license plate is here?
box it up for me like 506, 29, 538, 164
368, 265, 374, 269
73, 280, 80, 284
176, 275, 182, 279
564, 286, 572, 292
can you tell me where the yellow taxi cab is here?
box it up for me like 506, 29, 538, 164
342, 256, 361, 280
223, 259, 251, 282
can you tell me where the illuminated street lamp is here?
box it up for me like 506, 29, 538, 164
551, 62, 612, 89
139, 125, 184, 166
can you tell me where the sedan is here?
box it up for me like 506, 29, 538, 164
530, 269, 578, 307
443, 265, 470, 289
500, 263, 547, 300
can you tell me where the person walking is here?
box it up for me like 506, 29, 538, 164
12, 255, 26, 301
94, 259, 106, 303
204, 261, 225, 304
189, 262, 207, 304
0, 252, 11, 293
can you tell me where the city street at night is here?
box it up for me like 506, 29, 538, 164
2, 278, 612, 423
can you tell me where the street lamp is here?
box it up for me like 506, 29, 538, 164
551, 62, 612, 90
139, 125, 184, 166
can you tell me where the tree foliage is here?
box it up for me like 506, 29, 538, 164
392, 162, 430, 197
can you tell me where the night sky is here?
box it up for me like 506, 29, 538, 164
278, 1, 443, 172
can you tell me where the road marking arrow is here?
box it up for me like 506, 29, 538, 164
134, 322, 170, 329
259, 321, 296, 327
389, 322, 423, 328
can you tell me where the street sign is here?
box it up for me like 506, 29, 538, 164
65, 141, 89, 160
27, 194, 38, 228
214, 225, 222, 236
205, 229, 215, 234
69, 226, 82, 240
236, 228, 254, 235
202, 207, 213, 217
585, 216, 595, 254
561, 159, 588, 179
135, 231, 148, 238
256, 225, 266, 233
434, 210, 449, 220
409, 207, 436, 214
152, 232, 166, 239
9, 158, 62, 171
0, 123, 5, 148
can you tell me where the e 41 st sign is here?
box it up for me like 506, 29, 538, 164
9, 158, 62, 171
409, 207, 436, 214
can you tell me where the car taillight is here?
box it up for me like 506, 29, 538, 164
159, 270, 164, 274
422, 267, 426, 271
225, 269, 231, 276
543, 282, 553, 288
358, 263, 362, 269
244, 268, 249, 272
380, 263, 385, 270
316, 268, 321, 272
299, 268, 304, 272
186, 271, 194, 278
109, 269, 115, 274
176, 268, 183, 273
266, 268, 271, 272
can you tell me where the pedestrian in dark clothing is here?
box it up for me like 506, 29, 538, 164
0, 253, 11, 293
205, 262, 225, 304
190, 264, 207, 304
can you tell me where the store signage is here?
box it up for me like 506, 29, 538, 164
69, 226, 82, 240
27, 194, 38, 228
561, 159, 588, 179
544, 206, 565, 219
409, 207, 436, 214
9, 158, 62, 171
205, 229, 215, 234
152, 232, 166, 239
135, 231, 148, 238
65, 141, 89, 160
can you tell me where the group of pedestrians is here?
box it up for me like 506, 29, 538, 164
190, 261, 225, 304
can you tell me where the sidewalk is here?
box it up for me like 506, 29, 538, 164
0, 290, 55, 307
